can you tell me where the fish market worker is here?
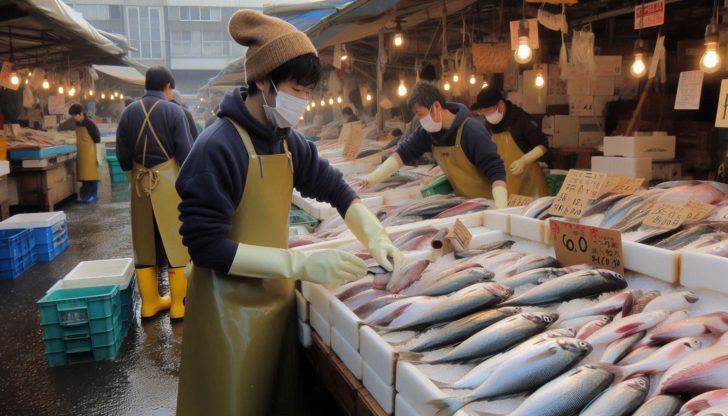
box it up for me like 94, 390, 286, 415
175, 10, 407, 416
471, 88, 549, 197
362, 83, 509, 208
68, 103, 101, 203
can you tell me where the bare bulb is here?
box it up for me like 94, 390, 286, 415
700, 42, 721, 73
306, 105, 311, 112
535, 72, 545, 88
453, 73, 460, 83
340, 54, 348, 61
328, 97, 334, 105
300, 115, 304, 121
630, 53, 647, 78
469, 74, 476, 85
42, 79, 50, 90
101, 93, 106, 99
10, 73, 19, 85
89, 90, 94, 96
482, 81, 489, 89
515, 36, 533, 64
120, 94, 124, 99
311, 101, 316, 108
393, 33, 403, 47
320, 99, 325, 106
337, 96, 342, 104
68, 85, 76, 97
58, 85, 65, 94
397, 81, 407, 97
366, 93, 372, 101
443, 81, 451, 91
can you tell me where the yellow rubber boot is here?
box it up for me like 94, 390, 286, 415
136, 266, 171, 318
168, 267, 187, 320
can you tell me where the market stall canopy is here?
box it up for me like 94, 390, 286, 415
92, 65, 145, 86
0, 0, 126, 70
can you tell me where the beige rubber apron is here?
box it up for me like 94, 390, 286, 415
432, 117, 495, 198
177, 118, 303, 416
130, 99, 189, 268
491, 131, 549, 198
76, 125, 100, 181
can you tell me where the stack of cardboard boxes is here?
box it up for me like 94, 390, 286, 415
591, 133, 677, 180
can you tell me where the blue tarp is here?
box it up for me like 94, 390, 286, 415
269, 1, 351, 32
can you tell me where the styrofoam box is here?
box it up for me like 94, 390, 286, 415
309, 305, 331, 346
592, 156, 653, 180
306, 282, 337, 323
550, 115, 580, 148
603, 135, 676, 161
0, 160, 9, 177
623, 241, 681, 285
298, 319, 312, 348
510, 214, 548, 245
680, 251, 728, 295
395, 394, 420, 416
362, 362, 394, 414
0, 211, 66, 229
396, 362, 448, 416
331, 296, 361, 350
360, 325, 397, 385
295, 290, 309, 323
56, 258, 133, 289
331, 327, 362, 380
483, 208, 513, 234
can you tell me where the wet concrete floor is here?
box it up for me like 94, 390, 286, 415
0, 174, 344, 416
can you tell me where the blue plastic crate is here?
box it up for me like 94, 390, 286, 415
45, 334, 123, 367
0, 250, 35, 280
0, 228, 35, 259
38, 285, 121, 328
35, 237, 69, 262
29, 220, 67, 248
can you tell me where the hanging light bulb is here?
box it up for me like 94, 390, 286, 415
700, 18, 721, 73
58, 85, 65, 94
397, 78, 407, 97
630, 40, 647, 78
114, 91, 119, 97
453, 73, 460, 83
306, 104, 311, 112
89, 89, 94, 96
24, 78, 29, 85
101, 92, 106, 99
300, 115, 304, 121
337, 96, 342, 104
366, 93, 372, 101
514, 21, 533, 64
393, 21, 404, 47
311, 101, 316, 108
42, 75, 50, 90
320, 99, 325, 107
120, 94, 124, 99
340, 45, 348, 61
443, 74, 451, 91
329, 97, 334, 105
469, 74, 477, 85
68, 83, 76, 97
482, 81, 489, 89
534, 66, 545, 89
10, 72, 20, 85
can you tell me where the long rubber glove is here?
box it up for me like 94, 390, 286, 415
344, 203, 409, 290
510, 146, 546, 175
493, 185, 508, 209
228, 243, 367, 284
362, 157, 400, 188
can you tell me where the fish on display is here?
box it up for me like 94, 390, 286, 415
654, 224, 721, 251
617, 337, 704, 379
558, 314, 611, 331
400, 197, 467, 218
696, 240, 728, 258
680, 389, 728, 415
582, 193, 630, 217
402, 307, 522, 352
619, 345, 659, 366
423, 312, 558, 364
646, 312, 728, 344
499, 269, 628, 307
383, 259, 430, 292
692, 404, 728, 416
557, 290, 635, 322
521, 196, 555, 219
499, 264, 593, 290
642, 291, 699, 313
629, 290, 662, 315
492, 255, 560, 280
430, 338, 592, 416
579, 376, 650, 416
434, 199, 490, 218
504, 364, 615, 416
391, 228, 439, 250
622, 310, 692, 350
600, 190, 661, 229
454, 240, 516, 259
600, 331, 645, 364
677, 232, 728, 252
405, 267, 494, 297
632, 395, 684, 416
345, 289, 397, 312
586, 309, 670, 345
659, 342, 728, 394
576, 316, 612, 340
335, 275, 374, 300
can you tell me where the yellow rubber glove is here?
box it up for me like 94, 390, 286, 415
510, 146, 546, 175
344, 203, 408, 274
493, 185, 508, 209
228, 243, 367, 284
362, 157, 400, 188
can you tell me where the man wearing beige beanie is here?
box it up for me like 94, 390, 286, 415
175, 10, 407, 416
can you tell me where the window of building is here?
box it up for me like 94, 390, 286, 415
109, 5, 121, 19
179, 7, 221, 21
171, 31, 199, 57
127, 6, 164, 59
73, 4, 110, 21
202, 32, 229, 57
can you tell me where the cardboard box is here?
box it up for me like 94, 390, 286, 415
551, 115, 580, 148
569, 95, 595, 115
590, 76, 616, 96
578, 116, 605, 147
547, 64, 567, 96
593, 56, 623, 76
594, 95, 619, 115
591, 156, 653, 179
603, 135, 676, 161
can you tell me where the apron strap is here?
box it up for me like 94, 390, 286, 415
133, 99, 165, 198
224, 117, 294, 177
454, 117, 471, 149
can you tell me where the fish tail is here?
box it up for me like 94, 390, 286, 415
592, 362, 623, 380
427, 396, 468, 416
396, 351, 424, 362
430, 378, 453, 388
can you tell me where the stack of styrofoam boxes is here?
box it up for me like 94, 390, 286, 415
542, 115, 607, 149
592, 133, 677, 180
0, 212, 69, 262
567, 56, 621, 119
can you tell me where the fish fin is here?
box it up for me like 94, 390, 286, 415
660, 355, 728, 393
430, 378, 458, 389
615, 322, 643, 334
590, 362, 623, 379
396, 351, 424, 362
427, 397, 469, 416
622, 292, 635, 316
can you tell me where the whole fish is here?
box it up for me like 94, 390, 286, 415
680, 389, 728, 415
601, 191, 661, 229
694, 404, 728, 416
500, 265, 593, 290
643, 291, 699, 313
444, 328, 578, 390
583, 193, 630, 217
630, 290, 662, 315
493, 255, 560, 280
403, 307, 522, 352
384, 259, 430, 292
610, 195, 661, 232
632, 310, 692, 348
657, 183, 724, 205
434, 199, 489, 218
579, 376, 650, 416
619, 337, 704, 379
522, 196, 555, 218
454, 240, 515, 259
633, 395, 684, 416
619, 345, 659, 365
677, 232, 728, 252
430, 338, 591, 416
558, 290, 635, 322
698, 241, 728, 258
559, 314, 611, 330
400, 197, 466, 218
335, 275, 374, 300
601, 331, 646, 364
425, 312, 558, 364
505, 364, 615, 416
392, 227, 438, 248
346, 289, 398, 314
586, 310, 670, 345
406, 267, 493, 297
499, 269, 627, 307
660, 344, 728, 394
371, 282, 512, 330
655, 224, 718, 251
471, 250, 527, 270
647, 312, 728, 344
576, 316, 612, 340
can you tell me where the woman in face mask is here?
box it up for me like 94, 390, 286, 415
174, 10, 406, 416
362, 83, 509, 208
471, 88, 549, 198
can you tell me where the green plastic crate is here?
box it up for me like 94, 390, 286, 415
38, 285, 120, 328
107, 156, 127, 183
546, 172, 567, 196
44, 314, 122, 354
420, 175, 454, 197
45, 334, 123, 367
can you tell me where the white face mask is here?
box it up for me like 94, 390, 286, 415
420, 106, 442, 133
485, 108, 504, 125
262, 81, 308, 128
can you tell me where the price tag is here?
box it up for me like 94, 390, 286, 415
548, 170, 608, 219
684, 201, 716, 224
550, 220, 624, 274
446, 219, 472, 251
598, 175, 645, 197
643, 202, 691, 229
508, 194, 534, 208
342, 122, 364, 160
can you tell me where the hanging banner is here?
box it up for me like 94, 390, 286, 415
674, 70, 704, 110
715, 80, 728, 128
635, 0, 665, 29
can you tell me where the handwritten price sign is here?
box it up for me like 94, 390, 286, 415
548, 170, 608, 219
643, 203, 691, 229
550, 220, 624, 274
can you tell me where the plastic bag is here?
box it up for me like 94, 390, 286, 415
570, 25, 595, 76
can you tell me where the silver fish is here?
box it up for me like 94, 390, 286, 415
500, 265, 592, 290
576, 316, 612, 340
632, 395, 684, 416
601, 191, 657, 229
659, 344, 728, 394
579, 376, 650, 416
655, 224, 719, 251
454, 240, 516, 259
680, 389, 728, 415
600, 331, 645, 364
558, 290, 635, 322
586, 309, 670, 346
583, 193, 631, 217
406, 267, 494, 297
522, 196, 555, 218
335, 275, 374, 300
619, 337, 704, 380
430, 338, 592, 416
493, 255, 560, 280
619, 345, 659, 366
499, 269, 627, 307
426, 312, 558, 364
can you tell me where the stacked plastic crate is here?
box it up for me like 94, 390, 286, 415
39, 258, 137, 367
0, 212, 69, 263
0, 228, 35, 279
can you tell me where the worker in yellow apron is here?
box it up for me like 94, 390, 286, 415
472, 88, 549, 197
175, 10, 407, 415
69, 104, 101, 203
363, 83, 509, 208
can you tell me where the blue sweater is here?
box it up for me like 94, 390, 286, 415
176, 88, 358, 273
396, 102, 506, 183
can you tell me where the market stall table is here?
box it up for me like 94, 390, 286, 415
9, 149, 79, 211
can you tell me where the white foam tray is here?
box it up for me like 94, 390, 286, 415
363, 361, 394, 414
681, 250, 728, 295
331, 327, 363, 380
298, 319, 312, 348
0, 211, 66, 229
332, 295, 362, 350
623, 240, 681, 285
54, 258, 133, 291
295, 290, 309, 323
0, 160, 9, 177
309, 305, 331, 346
360, 325, 397, 385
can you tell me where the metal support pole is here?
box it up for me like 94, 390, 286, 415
376, 29, 385, 132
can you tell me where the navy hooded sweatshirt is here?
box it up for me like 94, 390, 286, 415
176, 87, 358, 273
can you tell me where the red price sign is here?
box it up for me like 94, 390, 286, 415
550, 220, 624, 274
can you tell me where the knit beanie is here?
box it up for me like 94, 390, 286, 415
474, 88, 504, 109
228, 10, 318, 82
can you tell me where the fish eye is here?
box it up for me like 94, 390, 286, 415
544, 316, 553, 322
579, 341, 588, 348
